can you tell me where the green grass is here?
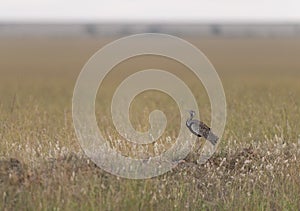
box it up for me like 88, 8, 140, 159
1, 37, 300, 210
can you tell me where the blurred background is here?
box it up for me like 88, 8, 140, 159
1, 0, 300, 79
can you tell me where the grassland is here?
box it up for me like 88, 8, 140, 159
0, 36, 300, 210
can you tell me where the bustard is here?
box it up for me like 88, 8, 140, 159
186, 110, 219, 145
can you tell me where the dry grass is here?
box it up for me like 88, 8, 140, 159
0, 37, 300, 210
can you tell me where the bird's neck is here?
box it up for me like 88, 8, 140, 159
186, 115, 194, 126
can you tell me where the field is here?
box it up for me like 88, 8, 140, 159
1, 36, 300, 210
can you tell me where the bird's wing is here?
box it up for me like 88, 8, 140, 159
190, 120, 210, 138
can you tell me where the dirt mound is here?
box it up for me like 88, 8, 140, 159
0, 158, 25, 186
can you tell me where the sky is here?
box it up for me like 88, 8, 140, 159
1, 0, 300, 23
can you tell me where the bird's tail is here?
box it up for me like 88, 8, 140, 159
207, 131, 219, 145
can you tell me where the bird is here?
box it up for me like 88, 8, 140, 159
186, 110, 219, 145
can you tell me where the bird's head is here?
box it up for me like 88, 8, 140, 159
187, 110, 196, 118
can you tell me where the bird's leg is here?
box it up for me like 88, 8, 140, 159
193, 137, 204, 152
